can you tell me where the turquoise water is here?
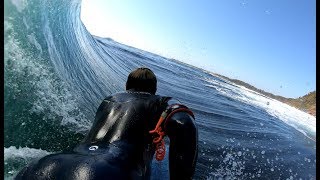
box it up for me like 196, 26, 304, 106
4, 0, 316, 179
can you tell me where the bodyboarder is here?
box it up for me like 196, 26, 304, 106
15, 67, 198, 180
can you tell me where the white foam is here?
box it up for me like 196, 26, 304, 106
4, 20, 91, 133
27, 33, 43, 56
10, 0, 28, 12
207, 152, 246, 180
4, 146, 51, 161
203, 76, 316, 140
4, 146, 52, 180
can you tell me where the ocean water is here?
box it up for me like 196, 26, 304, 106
4, 0, 316, 179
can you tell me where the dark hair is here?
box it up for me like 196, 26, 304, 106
126, 67, 157, 94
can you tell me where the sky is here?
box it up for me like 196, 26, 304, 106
80, 0, 316, 98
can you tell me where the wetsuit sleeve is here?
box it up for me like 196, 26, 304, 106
164, 107, 198, 180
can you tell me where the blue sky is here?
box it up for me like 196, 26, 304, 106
81, 0, 316, 98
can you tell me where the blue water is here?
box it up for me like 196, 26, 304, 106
4, 0, 316, 179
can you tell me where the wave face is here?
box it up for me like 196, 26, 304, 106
4, 0, 316, 179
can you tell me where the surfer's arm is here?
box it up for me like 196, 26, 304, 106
164, 108, 198, 180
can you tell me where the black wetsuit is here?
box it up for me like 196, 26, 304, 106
15, 91, 198, 180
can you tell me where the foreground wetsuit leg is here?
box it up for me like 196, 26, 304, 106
165, 112, 198, 180
14, 151, 131, 180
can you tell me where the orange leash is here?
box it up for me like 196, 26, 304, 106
149, 106, 194, 161
155, 139, 166, 161
149, 112, 167, 161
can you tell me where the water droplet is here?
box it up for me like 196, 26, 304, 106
232, 162, 237, 167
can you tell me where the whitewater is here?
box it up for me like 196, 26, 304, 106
4, 0, 316, 179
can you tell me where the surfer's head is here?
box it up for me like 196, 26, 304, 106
126, 67, 157, 94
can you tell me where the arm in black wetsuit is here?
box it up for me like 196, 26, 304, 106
164, 106, 198, 180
